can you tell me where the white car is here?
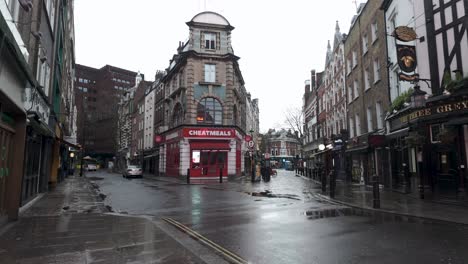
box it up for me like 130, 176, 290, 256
86, 164, 97, 171
123, 165, 143, 178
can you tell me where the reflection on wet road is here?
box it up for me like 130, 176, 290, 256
89, 170, 468, 264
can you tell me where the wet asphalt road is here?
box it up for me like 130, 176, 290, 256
88, 169, 468, 264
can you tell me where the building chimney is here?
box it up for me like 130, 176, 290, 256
311, 70, 317, 90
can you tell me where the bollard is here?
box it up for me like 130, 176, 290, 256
329, 170, 336, 198
372, 175, 380, 209
219, 168, 223, 183
187, 168, 190, 184
321, 169, 326, 193
251, 166, 255, 182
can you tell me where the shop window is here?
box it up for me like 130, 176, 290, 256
192, 150, 200, 168
197, 97, 223, 125
430, 124, 443, 143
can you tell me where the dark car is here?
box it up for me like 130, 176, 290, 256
123, 165, 143, 178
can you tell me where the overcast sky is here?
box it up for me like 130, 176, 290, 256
74, 0, 364, 133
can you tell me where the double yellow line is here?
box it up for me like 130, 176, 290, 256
162, 217, 249, 264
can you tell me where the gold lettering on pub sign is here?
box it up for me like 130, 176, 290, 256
408, 108, 431, 121
398, 100, 468, 124
436, 101, 468, 114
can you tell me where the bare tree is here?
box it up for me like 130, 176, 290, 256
284, 106, 304, 144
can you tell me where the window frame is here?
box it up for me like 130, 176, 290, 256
197, 97, 223, 125
204, 32, 216, 50
204, 64, 216, 83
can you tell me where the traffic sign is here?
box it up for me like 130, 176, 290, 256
245, 135, 252, 142
247, 140, 254, 148
265, 153, 270, 159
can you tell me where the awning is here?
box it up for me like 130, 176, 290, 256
190, 141, 230, 150
445, 117, 468, 126
386, 127, 409, 140
144, 153, 159, 159
28, 118, 54, 137
345, 145, 368, 153
58, 137, 82, 150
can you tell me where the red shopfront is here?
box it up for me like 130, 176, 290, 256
164, 127, 242, 178
185, 127, 238, 178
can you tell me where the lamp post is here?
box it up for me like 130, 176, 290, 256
70, 152, 75, 176
249, 129, 255, 182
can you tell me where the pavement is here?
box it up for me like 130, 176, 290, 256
296, 173, 468, 225
0, 174, 227, 264
144, 170, 468, 225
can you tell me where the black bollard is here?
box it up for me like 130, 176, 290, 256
219, 168, 223, 183
187, 168, 190, 184
372, 175, 380, 209
321, 169, 326, 193
251, 165, 255, 182
329, 170, 336, 198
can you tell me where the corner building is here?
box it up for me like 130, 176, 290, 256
159, 12, 250, 179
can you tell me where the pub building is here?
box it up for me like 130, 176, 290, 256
386, 85, 468, 198
156, 12, 255, 179
384, 0, 468, 200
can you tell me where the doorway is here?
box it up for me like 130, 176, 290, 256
433, 145, 458, 197
0, 125, 14, 225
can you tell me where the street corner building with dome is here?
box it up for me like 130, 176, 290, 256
157, 12, 260, 179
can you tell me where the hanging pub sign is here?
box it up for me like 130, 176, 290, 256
397, 45, 417, 72
392, 26, 418, 42
397, 44, 418, 82
399, 72, 419, 82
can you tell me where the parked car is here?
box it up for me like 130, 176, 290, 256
86, 164, 97, 171
123, 165, 143, 178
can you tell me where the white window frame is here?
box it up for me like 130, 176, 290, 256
364, 69, 370, 90
355, 114, 361, 136
349, 118, 354, 138
6, 0, 20, 21
362, 34, 368, 54
367, 107, 373, 132
430, 124, 444, 143
371, 22, 378, 43
373, 59, 381, 83
354, 80, 359, 99
348, 86, 353, 103
347, 58, 352, 75
376, 101, 383, 129
204, 32, 216, 50
352, 50, 358, 68
204, 64, 216, 83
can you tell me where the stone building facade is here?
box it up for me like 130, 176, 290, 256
158, 11, 257, 178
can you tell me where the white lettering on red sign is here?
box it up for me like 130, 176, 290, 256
188, 130, 232, 137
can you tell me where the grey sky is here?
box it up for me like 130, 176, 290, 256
74, 0, 363, 133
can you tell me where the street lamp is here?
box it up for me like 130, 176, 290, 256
411, 85, 427, 108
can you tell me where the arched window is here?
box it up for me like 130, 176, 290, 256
172, 104, 183, 127
197, 97, 222, 125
